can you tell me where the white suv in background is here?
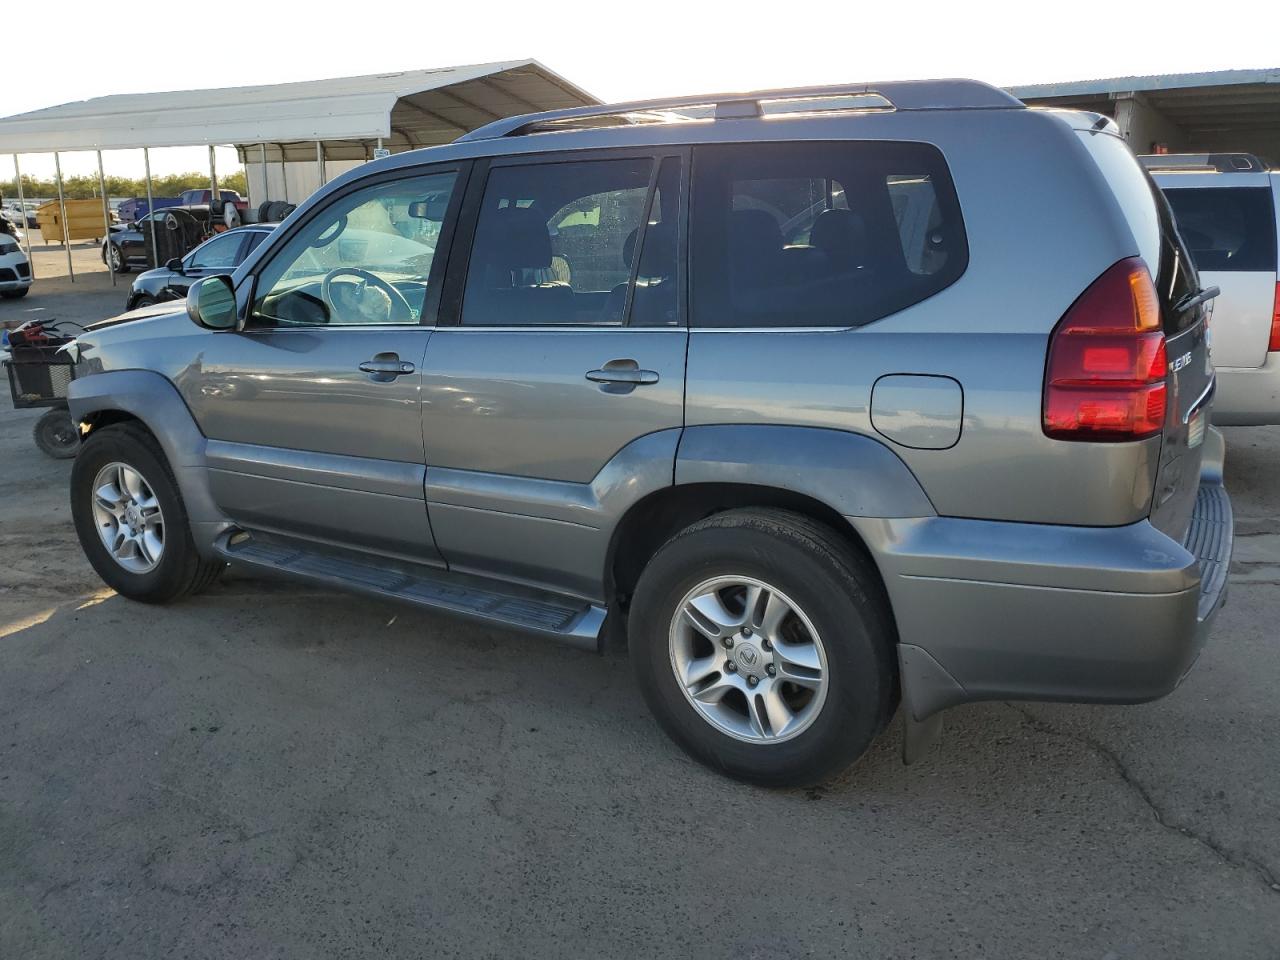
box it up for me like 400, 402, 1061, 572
1145, 154, 1280, 425
0, 232, 32, 299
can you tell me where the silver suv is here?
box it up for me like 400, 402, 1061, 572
65, 81, 1233, 786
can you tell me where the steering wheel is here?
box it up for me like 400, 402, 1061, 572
320, 267, 414, 323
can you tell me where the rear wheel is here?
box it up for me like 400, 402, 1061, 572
70, 423, 223, 602
628, 508, 897, 787
32, 409, 79, 458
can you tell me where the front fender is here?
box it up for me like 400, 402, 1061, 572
68, 369, 231, 553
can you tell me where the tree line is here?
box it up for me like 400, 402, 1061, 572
1, 170, 249, 201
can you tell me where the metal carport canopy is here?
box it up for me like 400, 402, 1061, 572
0, 58, 597, 155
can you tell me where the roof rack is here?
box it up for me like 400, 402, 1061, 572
1138, 153, 1267, 173
456, 79, 1023, 142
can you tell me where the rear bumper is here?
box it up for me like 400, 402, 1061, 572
1212, 356, 1280, 426
851, 434, 1234, 721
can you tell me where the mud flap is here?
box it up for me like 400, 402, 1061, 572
898, 643, 967, 764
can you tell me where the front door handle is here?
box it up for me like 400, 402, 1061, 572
359, 353, 415, 382
586, 359, 660, 393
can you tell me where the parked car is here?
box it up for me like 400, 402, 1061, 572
4, 201, 39, 229
0, 232, 32, 298
103, 208, 207, 273
1143, 153, 1279, 425
126, 224, 277, 309
65, 80, 1232, 787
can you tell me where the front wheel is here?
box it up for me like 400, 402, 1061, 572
628, 509, 897, 787
70, 423, 224, 602
33, 409, 79, 459
104, 243, 129, 274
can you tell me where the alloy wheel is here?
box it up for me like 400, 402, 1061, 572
90, 461, 165, 573
668, 575, 829, 743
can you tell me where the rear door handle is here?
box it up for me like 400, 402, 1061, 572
586, 368, 659, 385
586, 359, 659, 391
359, 353, 415, 382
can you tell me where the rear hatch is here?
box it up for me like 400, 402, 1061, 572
1076, 130, 1215, 542
1148, 186, 1214, 542
1155, 174, 1278, 369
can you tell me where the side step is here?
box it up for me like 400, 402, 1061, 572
213, 531, 606, 651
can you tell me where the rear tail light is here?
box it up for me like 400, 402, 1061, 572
1043, 257, 1167, 442
1269, 282, 1280, 353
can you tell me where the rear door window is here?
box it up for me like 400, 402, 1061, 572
1161, 187, 1278, 272
459, 156, 680, 326
690, 141, 967, 328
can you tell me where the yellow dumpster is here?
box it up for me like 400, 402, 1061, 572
36, 199, 112, 244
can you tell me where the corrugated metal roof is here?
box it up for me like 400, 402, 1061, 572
1007, 67, 1280, 99
0, 59, 597, 154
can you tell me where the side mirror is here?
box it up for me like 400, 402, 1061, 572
186, 275, 237, 330
166, 257, 183, 273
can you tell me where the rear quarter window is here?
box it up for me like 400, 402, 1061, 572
1161, 187, 1278, 272
690, 141, 967, 328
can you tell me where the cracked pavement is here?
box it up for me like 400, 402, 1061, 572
2, 272, 1278, 959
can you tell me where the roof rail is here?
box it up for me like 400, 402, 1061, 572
456, 79, 1024, 142
1138, 153, 1267, 173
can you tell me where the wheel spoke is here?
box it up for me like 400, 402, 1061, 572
95, 482, 124, 512
755, 589, 791, 641
774, 658, 823, 690
745, 692, 771, 738
680, 654, 722, 691
120, 466, 145, 501
760, 682, 795, 736
772, 638, 822, 673
684, 591, 739, 639
690, 674, 738, 705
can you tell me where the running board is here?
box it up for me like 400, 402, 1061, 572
212, 531, 606, 652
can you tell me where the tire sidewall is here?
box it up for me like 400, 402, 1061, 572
70, 429, 192, 600
629, 522, 893, 786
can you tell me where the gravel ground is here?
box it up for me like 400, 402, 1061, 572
1, 272, 1278, 958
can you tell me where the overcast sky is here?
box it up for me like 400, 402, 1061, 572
5, 0, 1277, 181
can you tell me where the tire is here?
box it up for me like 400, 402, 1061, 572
628, 508, 897, 787
131, 294, 156, 310
33, 409, 79, 459
257, 201, 274, 224
1, 286, 28, 299
70, 422, 224, 603
105, 243, 129, 275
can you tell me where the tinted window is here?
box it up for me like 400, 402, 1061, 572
250, 171, 457, 328
461, 157, 677, 326
691, 142, 967, 328
186, 232, 244, 270
1162, 187, 1278, 272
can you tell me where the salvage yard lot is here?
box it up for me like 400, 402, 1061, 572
2, 274, 1279, 958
